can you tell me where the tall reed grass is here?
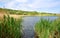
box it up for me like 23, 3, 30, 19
35, 18, 60, 38
0, 15, 22, 38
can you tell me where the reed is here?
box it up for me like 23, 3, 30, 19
35, 18, 60, 38
0, 15, 22, 38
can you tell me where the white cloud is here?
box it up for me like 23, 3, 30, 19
1, 0, 60, 13
4, 0, 28, 9
15, 0, 28, 2
0, 0, 11, 2
2, 0, 60, 9
5, 1, 16, 8
0, 0, 2, 2
28, 0, 60, 9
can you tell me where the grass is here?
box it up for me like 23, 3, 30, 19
35, 18, 60, 38
0, 8, 60, 16
0, 15, 22, 38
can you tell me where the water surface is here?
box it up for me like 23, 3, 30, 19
22, 16, 58, 38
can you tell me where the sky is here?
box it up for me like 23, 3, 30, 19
0, 0, 60, 13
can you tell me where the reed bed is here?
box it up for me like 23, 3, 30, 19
35, 18, 60, 38
0, 15, 22, 38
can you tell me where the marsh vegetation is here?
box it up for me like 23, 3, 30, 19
0, 15, 22, 38
35, 18, 60, 38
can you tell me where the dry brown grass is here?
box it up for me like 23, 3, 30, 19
0, 13, 5, 20
0, 13, 23, 20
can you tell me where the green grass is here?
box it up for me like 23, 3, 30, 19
35, 18, 60, 38
0, 15, 22, 38
0, 8, 58, 16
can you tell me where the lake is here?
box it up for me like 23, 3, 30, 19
21, 16, 59, 38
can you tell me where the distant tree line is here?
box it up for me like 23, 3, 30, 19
0, 8, 57, 16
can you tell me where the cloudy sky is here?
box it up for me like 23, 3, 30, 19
0, 0, 60, 13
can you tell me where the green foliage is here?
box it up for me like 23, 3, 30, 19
35, 18, 60, 38
0, 8, 57, 16
0, 8, 39, 15
0, 15, 22, 38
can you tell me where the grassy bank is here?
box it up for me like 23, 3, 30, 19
0, 15, 22, 38
0, 8, 59, 16
35, 18, 60, 38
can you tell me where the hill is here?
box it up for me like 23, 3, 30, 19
0, 8, 60, 16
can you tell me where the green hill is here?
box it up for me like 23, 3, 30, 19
0, 8, 59, 16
